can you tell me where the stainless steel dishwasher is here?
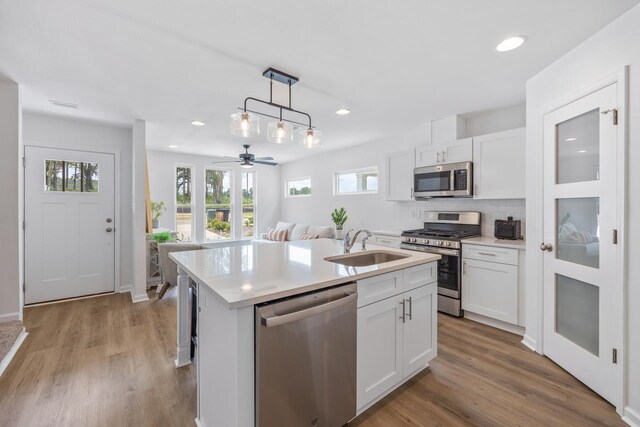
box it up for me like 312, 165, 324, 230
255, 282, 357, 427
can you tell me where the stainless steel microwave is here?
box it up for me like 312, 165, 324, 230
413, 162, 473, 198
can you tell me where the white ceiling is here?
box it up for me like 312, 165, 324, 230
1, 0, 637, 163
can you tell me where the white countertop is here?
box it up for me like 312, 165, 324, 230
170, 239, 440, 309
463, 236, 526, 250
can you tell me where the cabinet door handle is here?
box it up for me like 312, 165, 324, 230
436, 152, 440, 163
411, 187, 414, 198
475, 184, 478, 196
463, 261, 467, 274
478, 252, 496, 256
406, 297, 413, 321
399, 300, 406, 323
443, 150, 447, 162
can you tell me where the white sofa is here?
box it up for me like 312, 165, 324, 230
259, 221, 335, 241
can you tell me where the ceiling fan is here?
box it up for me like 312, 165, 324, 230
211, 144, 277, 168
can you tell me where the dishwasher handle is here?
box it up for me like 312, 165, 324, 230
261, 292, 357, 328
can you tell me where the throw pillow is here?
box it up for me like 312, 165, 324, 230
266, 228, 288, 242
299, 233, 320, 240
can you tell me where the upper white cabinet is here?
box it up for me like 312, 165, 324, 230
415, 137, 473, 167
385, 149, 415, 201
473, 128, 525, 199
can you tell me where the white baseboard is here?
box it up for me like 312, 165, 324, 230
131, 292, 149, 303
521, 333, 537, 352
623, 407, 640, 427
0, 328, 27, 377
117, 285, 133, 294
463, 311, 525, 336
0, 312, 20, 323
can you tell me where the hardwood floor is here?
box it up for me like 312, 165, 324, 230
0, 291, 623, 427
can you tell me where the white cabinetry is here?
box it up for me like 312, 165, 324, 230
385, 149, 414, 201
462, 244, 521, 327
371, 233, 402, 249
357, 264, 438, 413
415, 137, 473, 167
473, 128, 525, 199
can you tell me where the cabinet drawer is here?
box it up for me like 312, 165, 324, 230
403, 262, 437, 292
357, 271, 403, 308
372, 235, 402, 248
462, 244, 518, 265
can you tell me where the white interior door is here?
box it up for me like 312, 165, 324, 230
25, 146, 115, 304
542, 83, 621, 406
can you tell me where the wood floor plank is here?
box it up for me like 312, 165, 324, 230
0, 292, 623, 427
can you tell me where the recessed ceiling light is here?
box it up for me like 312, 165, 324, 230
496, 36, 527, 52
49, 99, 79, 109
336, 109, 351, 115
578, 150, 587, 153
168, 145, 179, 148
191, 120, 205, 126
565, 137, 577, 142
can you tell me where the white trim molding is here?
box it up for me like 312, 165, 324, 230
521, 334, 537, 352
131, 292, 150, 303
0, 313, 21, 323
623, 407, 640, 427
0, 328, 27, 377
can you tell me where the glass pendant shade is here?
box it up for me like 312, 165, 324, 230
230, 111, 260, 138
298, 127, 322, 148
267, 121, 293, 144
240, 160, 253, 169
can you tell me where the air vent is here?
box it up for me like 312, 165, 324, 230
49, 99, 79, 109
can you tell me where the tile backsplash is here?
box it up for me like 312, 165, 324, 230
391, 198, 526, 237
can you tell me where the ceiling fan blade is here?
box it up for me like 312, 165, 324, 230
253, 156, 274, 161
253, 160, 278, 166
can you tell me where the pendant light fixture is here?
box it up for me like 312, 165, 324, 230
231, 68, 319, 148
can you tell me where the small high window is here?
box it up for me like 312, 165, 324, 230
285, 177, 311, 197
334, 167, 378, 195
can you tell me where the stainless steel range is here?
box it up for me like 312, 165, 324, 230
401, 211, 481, 317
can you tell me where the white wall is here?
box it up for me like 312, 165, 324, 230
146, 150, 280, 241
22, 112, 135, 295
0, 79, 22, 323
280, 107, 526, 234
525, 4, 640, 422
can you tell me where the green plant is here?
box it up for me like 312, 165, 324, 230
151, 231, 173, 243
150, 200, 166, 221
209, 218, 231, 234
330, 207, 348, 230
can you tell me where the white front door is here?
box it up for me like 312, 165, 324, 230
25, 146, 116, 304
542, 83, 621, 406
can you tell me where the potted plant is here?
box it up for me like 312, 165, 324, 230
331, 207, 348, 239
151, 200, 166, 229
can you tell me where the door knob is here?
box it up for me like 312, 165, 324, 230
106, 227, 113, 233
540, 242, 553, 252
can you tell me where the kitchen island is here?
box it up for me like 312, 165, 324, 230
171, 238, 440, 427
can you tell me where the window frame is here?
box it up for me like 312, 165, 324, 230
174, 164, 195, 241
333, 166, 379, 195
203, 166, 234, 242
284, 176, 312, 198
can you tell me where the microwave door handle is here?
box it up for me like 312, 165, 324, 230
450, 171, 455, 192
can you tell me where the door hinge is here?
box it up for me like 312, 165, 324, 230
613, 229, 618, 245
22, 220, 25, 230
22, 157, 26, 167
23, 282, 26, 294
612, 348, 618, 364
601, 108, 618, 125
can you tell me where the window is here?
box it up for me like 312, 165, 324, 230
204, 169, 232, 240
285, 177, 311, 197
176, 166, 193, 241
45, 160, 99, 192
242, 171, 256, 238
334, 167, 378, 195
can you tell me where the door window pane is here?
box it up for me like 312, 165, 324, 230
556, 109, 600, 184
557, 197, 599, 268
45, 160, 99, 192
556, 274, 599, 356
242, 171, 255, 238
205, 169, 231, 240
176, 166, 193, 241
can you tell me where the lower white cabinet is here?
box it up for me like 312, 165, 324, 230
357, 279, 437, 412
462, 244, 520, 325
371, 233, 402, 248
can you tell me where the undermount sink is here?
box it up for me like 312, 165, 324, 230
324, 250, 410, 267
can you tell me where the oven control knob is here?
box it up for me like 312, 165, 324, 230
404, 237, 410, 242
411, 238, 417, 243
437, 240, 443, 246
445, 241, 451, 247
424, 239, 430, 245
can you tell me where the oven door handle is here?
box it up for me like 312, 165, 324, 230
400, 244, 460, 257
